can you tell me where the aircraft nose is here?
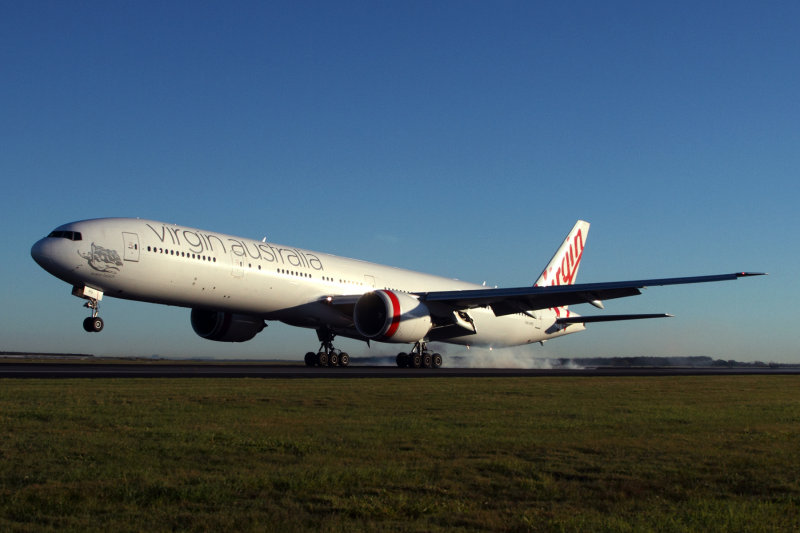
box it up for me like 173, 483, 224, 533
31, 238, 50, 268
31, 234, 84, 281
31, 237, 64, 275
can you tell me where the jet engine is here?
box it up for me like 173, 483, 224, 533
190, 308, 265, 342
353, 290, 432, 343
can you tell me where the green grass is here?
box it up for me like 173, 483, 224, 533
1, 376, 799, 532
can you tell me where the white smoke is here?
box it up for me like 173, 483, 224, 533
356, 344, 584, 369
439, 345, 584, 369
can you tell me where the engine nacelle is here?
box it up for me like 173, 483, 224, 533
353, 290, 432, 343
190, 308, 265, 342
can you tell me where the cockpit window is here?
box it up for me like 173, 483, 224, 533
47, 230, 82, 241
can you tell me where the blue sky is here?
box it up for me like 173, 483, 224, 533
1, 2, 796, 362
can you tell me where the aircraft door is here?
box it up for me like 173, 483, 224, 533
122, 232, 140, 262
231, 254, 244, 278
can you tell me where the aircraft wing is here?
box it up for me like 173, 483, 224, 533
417, 272, 764, 317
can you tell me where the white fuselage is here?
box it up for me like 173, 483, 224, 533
31, 218, 583, 349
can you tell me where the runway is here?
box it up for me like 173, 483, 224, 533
2, 361, 799, 379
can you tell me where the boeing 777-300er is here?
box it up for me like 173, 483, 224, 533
31, 218, 762, 368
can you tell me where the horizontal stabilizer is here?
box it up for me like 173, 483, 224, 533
556, 313, 673, 324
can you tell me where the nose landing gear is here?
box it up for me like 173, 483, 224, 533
73, 285, 104, 333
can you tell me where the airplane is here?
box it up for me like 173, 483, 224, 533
30, 218, 762, 368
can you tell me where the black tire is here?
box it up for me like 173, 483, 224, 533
90, 317, 104, 332
328, 352, 339, 367
422, 353, 433, 368
411, 354, 422, 368
432, 353, 443, 368
396, 352, 408, 367
339, 353, 350, 367
304, 352, 315, 367
317, 352, 328, 367
83, 317, 94, 332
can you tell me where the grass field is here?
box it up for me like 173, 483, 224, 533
1, 376, 798, 532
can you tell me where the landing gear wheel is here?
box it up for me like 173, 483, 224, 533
79, 295, 103, 333
308, 328, 350, 369
403, 341, 443, 369
396, 352, 408, 368
83, 316, 103, 332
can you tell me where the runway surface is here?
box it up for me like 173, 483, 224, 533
2, 361, 799, 379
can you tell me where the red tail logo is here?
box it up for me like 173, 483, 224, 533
539, 228, 584, 287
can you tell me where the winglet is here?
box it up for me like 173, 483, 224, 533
534, 220, 590, 287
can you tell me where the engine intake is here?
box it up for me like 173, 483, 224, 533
190, 308, 265, 342
353, 290, 432, 343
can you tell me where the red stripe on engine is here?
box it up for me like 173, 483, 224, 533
383, 290, 401, 338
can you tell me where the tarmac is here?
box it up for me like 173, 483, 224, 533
2, 361, 798, 379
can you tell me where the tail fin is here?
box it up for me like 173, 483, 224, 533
534, 220, 590, 287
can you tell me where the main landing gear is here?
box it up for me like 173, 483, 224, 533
305, 328, 350, 367
396, 341, 442, 369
